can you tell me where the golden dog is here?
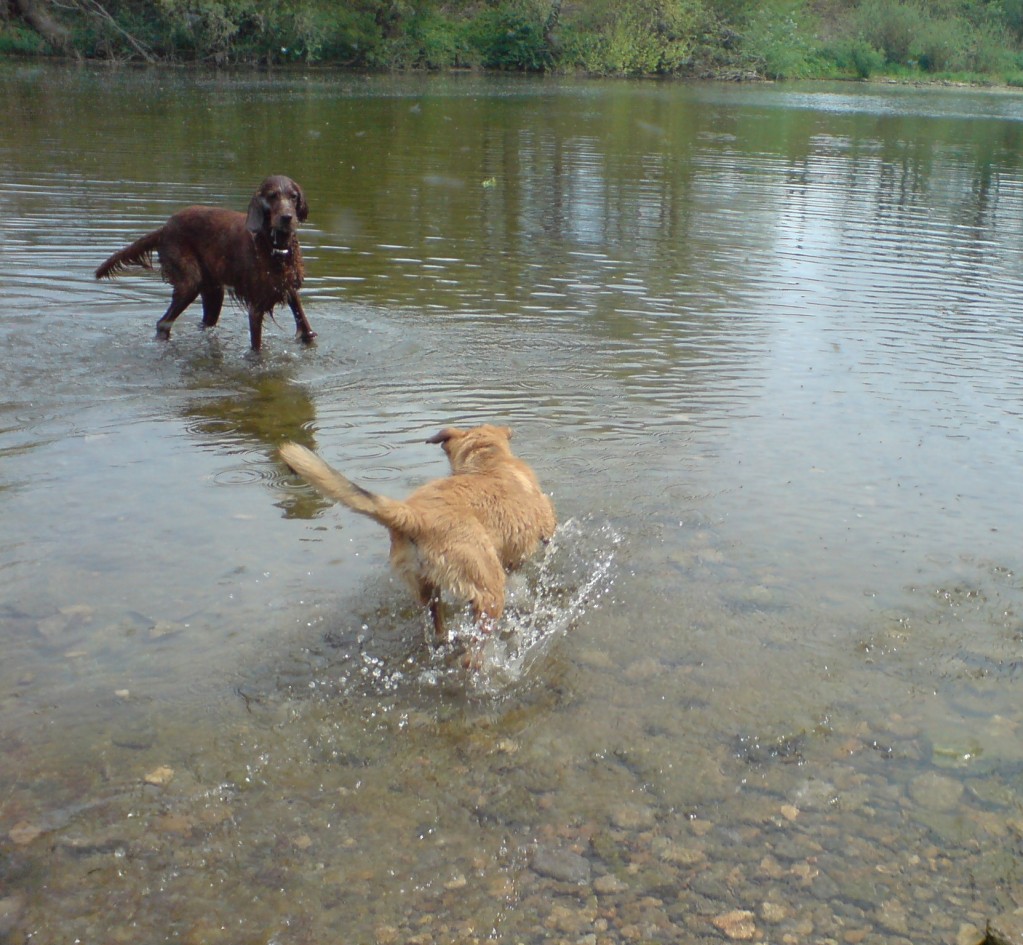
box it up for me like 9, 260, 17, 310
279, 425, 556, 658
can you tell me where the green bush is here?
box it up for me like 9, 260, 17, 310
560, 0, 706, 75
741, 2, 825, 78
0, 23, 47, 55
828, 38, 885, 78
464, 1, 553, 70
964, 25, 1017, 75
401, 12, 469, 68
853, 0, 925, 65
910, 14, 970, 72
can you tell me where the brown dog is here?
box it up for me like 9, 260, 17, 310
279, 425, 556, 658
95, 175, 315, 351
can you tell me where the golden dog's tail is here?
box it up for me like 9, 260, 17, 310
279, 442, 420, 536
95, 229, 162, 279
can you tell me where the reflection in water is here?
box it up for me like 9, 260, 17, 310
1, 67, 1023, 942
178, 364, 328, 518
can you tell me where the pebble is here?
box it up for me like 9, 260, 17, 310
152, 813, 192, 834
988, 911, 1023, 945
593, 873, 628, 894
623, 657, 663, 680
530, 844, 592, 884
876, 899, 910, 935
712, 909, 757, 940
789, 778, 838, 810
908, 771, 965, 810
760, 901, 788, 924
650, 838, 705, 866
545, 903, 592, 935
149, 620, 184, 640
111, 720, 156, 751
143, 765, 175, 786
58, 830, 129, 855
9, 822, 42, 845
957, 922, 986, 945
0, 894, 25, 935
610, 804, 656, 831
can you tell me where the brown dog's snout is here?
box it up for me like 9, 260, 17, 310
270, 213, 295, 238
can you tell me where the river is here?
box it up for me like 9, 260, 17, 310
1, 64, 1022, 943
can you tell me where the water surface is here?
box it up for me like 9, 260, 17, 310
1, 66, 1022, 943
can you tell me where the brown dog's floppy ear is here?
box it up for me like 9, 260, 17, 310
245, 193, 267, 234
294, 182, 309, 222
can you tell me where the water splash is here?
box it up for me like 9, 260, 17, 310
425, 516, 624, 694
309, 516, 622, 699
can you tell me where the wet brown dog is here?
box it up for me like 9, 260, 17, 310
95, 175, 315, 351
279, 425, 556, 662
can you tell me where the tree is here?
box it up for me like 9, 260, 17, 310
9, 0, 74, 53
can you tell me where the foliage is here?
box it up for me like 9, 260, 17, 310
827, 38, 885, 79
739, 1, 826, 79
849, 0, 925, 66
463, 0, 553, 70
559, 0, 708, 75
5, 0, 1023, 82
0, 21, 46, 54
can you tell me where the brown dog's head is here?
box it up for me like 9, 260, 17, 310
246, 175, 308, 249
427, 424, 514, 473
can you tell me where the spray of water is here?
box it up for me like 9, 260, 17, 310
419, 516, 623, 693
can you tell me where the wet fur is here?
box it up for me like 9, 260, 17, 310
279, 425, 556, 658
95, 175, 316, 351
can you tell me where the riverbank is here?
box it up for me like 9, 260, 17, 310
4, 0, 1023, 86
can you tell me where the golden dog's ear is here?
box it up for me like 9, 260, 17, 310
426, 428, 463, 446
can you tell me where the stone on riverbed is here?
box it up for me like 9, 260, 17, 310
610, 802, 657, 830
909, 770, 965, 810
987, 910, 1023, 945
711, 909, 757, 940
530, 844, 592, 884
143, 765, 175, 786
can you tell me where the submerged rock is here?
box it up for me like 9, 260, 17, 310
530, 844, 592, 884
0, 894, 25, 936
909, 771, 965, 811
988, 910, 1023, 945
593, 873, 628, 894
610, 803, 656, 831
711, 909, 757, 940
9, 821, 42, 845
143, 765, 174, 786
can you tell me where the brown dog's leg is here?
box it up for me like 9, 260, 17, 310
200, 285, 225, 328
156, 285, 200, 339
247, 309, 264, 351
287, 291, 317, 344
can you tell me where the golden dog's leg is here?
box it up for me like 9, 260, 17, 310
428, 591, 447, 644
462, 601, 502, 670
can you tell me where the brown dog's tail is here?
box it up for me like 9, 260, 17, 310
95, 229, 162, 279
279, 442, 421, 536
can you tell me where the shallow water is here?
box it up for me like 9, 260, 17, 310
1, 65, 1022, 943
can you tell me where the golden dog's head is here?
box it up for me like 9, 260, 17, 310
426, 424, 514, 473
